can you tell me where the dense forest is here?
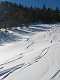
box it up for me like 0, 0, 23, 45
0, 1, 60, 28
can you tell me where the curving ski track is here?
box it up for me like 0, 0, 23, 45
0, 46, 50, 80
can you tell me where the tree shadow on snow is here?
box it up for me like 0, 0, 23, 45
0, 31, 22, 46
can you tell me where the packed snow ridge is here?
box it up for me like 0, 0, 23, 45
0, 24, 60, 80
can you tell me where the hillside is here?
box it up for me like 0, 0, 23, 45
0, 24, 60, 80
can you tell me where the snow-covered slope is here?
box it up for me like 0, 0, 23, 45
0, 24, 60, 80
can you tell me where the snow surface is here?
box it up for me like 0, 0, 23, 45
0, 24, 60, 80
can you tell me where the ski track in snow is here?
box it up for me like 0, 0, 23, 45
0, 46, 50, 80
0, 24, 60, 80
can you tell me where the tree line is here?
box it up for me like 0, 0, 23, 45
0, 1, 60, 29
